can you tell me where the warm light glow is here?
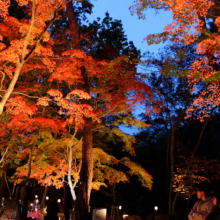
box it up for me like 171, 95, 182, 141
123, 214, 128, 219
59, 218, 61, 220
119, 205, 122, 210
58, 199, 61, 203
154, 206, 158, 212
44, 207, 47, 213
46, 196, 49, 200
30, 203, 33, 206
35, 195, 38, 198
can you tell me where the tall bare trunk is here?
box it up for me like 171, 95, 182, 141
76, 67, 93, 220
66, 2, 93, 220
168, 91, 190, 214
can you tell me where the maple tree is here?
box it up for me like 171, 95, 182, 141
0, 1, 155, 219
52, 4, 155, 219
12, 131, 152, 190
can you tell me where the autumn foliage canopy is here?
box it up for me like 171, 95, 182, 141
0, 0, 154, 191
131, 0, 220, 120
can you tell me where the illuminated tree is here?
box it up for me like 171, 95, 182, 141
0, 1, 155, 219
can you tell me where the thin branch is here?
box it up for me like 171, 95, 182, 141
8, 91, 40, 99
21, 0, 36, 61
193, 106, 218, 156
0, 141, 14, 164
99, 106, 117, 118
68, 136, 82, 201
39, 72, 50, 90
1, 90, 58, 105
0, 70, 6, 91
24, 7, 61, 62
72, 160, 82, 189
54, 149, 66, 156
26, 147, 33, 181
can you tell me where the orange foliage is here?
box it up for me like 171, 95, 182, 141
0, 1, 154, 190
131, 0, 220, 119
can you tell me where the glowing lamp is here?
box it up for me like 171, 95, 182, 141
123, 214, 128, 219
30, 203, 33, 206
154, 206, 158, 212
58, 199, 61, 203
119, 205, 122, 210
46, 196, 49, 200
35, 195, 38, 198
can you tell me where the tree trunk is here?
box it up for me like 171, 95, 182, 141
168, 91, 190, 214
65, 2, 93, 219
169, 128, 175, 214
172, 192, 179, 217
40, 186, 48, 213
0, 163, 8, 198
68, 136, 77, 201
76, 67, 93, 220
16, 147, 33, 220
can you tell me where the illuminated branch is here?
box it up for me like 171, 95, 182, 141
21, 0, 36, 62
0, 3, 60, 115
0, 141, 14, 165
68, 135, 82, 201
0, 70, 5, 91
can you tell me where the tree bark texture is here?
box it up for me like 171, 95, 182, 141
76, 67, 93, 220
65, 2, 93, 220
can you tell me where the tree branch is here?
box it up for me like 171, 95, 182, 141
0, 4, 60, 115
68, 136, 82, 201
0, 141, 14, 165
0, 70, 6, 91
193, 106, 218, 156
21, 0, 36, 62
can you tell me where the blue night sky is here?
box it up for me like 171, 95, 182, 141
87, 0, 173, 54
87, 0, 173, 134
